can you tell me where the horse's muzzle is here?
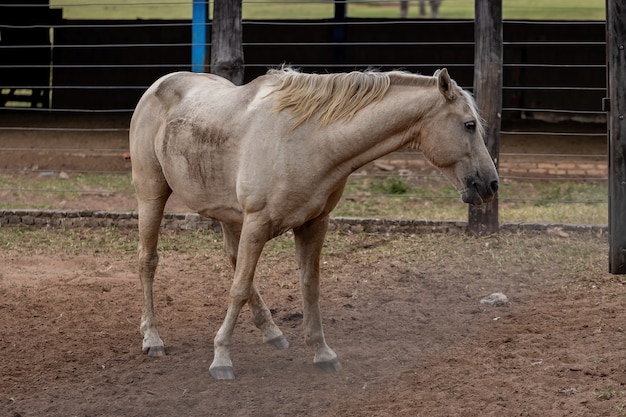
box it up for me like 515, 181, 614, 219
461, 178, 499, 206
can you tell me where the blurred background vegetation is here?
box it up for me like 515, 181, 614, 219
49, 0, 606, 21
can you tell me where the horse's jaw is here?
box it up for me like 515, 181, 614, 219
461, 188, 484, 206
436, 164, 499, 206
459, 176, 499, 206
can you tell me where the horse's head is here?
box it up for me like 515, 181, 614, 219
416, 69, 499, 206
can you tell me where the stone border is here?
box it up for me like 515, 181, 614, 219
0, 209, 608, 236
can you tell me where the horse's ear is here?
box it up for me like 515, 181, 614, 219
437, 68, 456, 102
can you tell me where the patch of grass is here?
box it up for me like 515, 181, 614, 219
0, 226, 137, 255
319, 226, 610, 291
502, 0, 605, 20
49, 0, 606, 20
0, 172, 134, 210
498, 180, 607, 224
158, 228, 224, 254
264, 232, 297, 257
0, 226, 227, 257
531, 182, 606, 207
50, 0, 193, 20
0, 172, 608, 225
370, 175, 411, 195
336, 175, 607, 225
595, 387, 618, 401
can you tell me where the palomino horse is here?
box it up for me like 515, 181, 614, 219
129, 67, 499, 380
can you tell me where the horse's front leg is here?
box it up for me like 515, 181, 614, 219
210, 219, 270, 380
294, 216, 342, 373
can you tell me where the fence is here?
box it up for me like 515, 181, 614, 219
0, 1, 609, 226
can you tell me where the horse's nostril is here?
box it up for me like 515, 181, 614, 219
490, 180, 499, 193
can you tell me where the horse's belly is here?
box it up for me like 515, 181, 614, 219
175, 187, 243, 223
161, 162, 243, 223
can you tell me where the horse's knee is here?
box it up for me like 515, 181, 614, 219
138, 245, 159, 272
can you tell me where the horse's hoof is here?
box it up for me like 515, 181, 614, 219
315, 358, 342, 374
266, 335, 290, 350
147, 346, 166, 357
210, 366, 236, 380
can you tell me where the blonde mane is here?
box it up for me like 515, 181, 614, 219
266, 67, 483, 137
267, 68, 434, 128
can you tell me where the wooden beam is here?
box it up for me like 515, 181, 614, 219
333, 0, 346, 68
607, 0, 626, 274
468, 0, 502, 235
210, 0, 244, 85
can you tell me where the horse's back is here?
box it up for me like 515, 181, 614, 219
152, 72, 234, 106
133, 72, 234, 119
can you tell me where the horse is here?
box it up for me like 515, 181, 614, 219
129, 67, 499, 380
419, 0, 442, 18
400, 0, 441, 18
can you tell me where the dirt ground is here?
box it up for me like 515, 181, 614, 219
1, 226, 624, 417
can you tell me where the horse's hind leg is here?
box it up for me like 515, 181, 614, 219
221, 222, 289, 349
210, 219, 274, 379
135, 178, 171, 357
249, 289, 289, 349
293, 215, 341, 373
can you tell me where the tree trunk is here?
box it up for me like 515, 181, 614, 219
607, 0, 626, 274
210, 0, 244, 85
468, 0, 502, 235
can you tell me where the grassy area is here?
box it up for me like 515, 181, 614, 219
0, 223, 139, 255
0, 219, 608, 269
333, 174, 607, 225
0, 173, 133, 210
49, 0, 606, 21
0, 172, 608, 225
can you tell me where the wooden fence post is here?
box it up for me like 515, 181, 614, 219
333, 0, 347, 69
468, 0, 502, 235
607, 0, 626, 274
210, 0, 244, 85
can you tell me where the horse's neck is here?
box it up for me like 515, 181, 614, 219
326, 85, 436, 171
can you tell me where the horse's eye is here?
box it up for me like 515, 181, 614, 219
464, 121, 476, 131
